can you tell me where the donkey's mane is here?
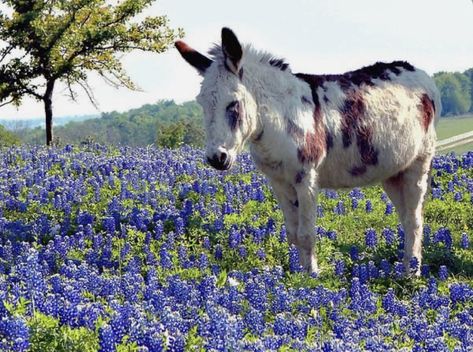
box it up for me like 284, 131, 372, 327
208, 44, 290, 72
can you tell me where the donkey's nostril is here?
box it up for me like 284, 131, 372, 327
206, 152, 230, 170
219, 152, 228, 164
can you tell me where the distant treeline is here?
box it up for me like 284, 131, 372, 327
1, 68, 472, 148
434, 68, 473, 116
16, 100, 205, 148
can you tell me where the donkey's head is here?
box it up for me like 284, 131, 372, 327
176, 28, 258, 170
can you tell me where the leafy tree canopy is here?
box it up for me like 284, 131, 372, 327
434, 71, 472, 116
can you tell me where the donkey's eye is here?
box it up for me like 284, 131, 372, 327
226, 100, 242, 130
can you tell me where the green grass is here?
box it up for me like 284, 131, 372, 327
435, 114, 473, 154
436, 114, 473, 140
439, 142, 473, 155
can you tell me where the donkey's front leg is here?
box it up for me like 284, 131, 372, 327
294, 170, 319, 273
268, 178, 299, 246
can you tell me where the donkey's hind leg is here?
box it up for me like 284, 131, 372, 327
382, 153, 433, 274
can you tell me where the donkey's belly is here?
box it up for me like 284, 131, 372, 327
317, 136, 421, 189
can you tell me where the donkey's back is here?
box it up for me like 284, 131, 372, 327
298, 62, 441, 189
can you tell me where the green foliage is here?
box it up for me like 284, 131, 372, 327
156, 118, 204, 148
20, 100, 204, 146
28, 311, 99, 352
463, 68, 473, 113
434, 71, 472, 116
0, 0, 182, 144
0, 124, 21, 146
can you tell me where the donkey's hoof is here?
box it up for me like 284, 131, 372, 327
300, 255, 318, 275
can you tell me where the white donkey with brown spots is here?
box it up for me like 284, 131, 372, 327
176, 28, 441, 274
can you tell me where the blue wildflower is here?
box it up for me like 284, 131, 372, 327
439, 265, 448, 281
365, 228, 377, 248
460, 232, 469, 249
289, 245, 302, 273
334, 259, 345, 277
365, 200, 373, 213
349, 246, 359, 261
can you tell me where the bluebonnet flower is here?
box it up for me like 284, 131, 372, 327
365, 200, 373, 213
439, 265, 448, 281
279, 226, 287, 243
153, 220, 164, 240
238, 246, 248, 259
334, 201, 345, 215
159, 245, 173, 269
256, 248, 266, 260
431, 187, 443, 199
228, 226, 242, 249
351, 198, 359, 210
213, 218, 224, 232
453, 191, 463, 202
433, 227, 453, 250
423, 224, 431, 246
349, 188, 364, 199
380, 259, 391, 277
102, 216, 116, 234
449, 283, 473, 305
289, 245, 302, 273
244, 309, 265, 336
203, 236, 211, 250
214, 244, 223, 261
382, 227, 395, 245
334, 259, 345, 277
421, 265, 430, 278
368, 261, 379, 279
365, 228, 377, 248
198, 253, 209, 270
99, 325, 116, 352
174, 216, 185, 236
326, 230, 337, 241
409, 257, 419, 273
349, 246, 359, 261
460, 232, 469, 249
394, 262, 405, 278
317, 205, 324, 218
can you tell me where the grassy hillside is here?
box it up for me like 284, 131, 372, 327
436, 114, 473, 154
436, 114, 473, 140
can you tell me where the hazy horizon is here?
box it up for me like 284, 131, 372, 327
1, 0, 472, 120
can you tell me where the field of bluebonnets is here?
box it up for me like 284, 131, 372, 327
0, 144, 472, 351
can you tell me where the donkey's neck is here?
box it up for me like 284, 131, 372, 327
244, 64, 314, 141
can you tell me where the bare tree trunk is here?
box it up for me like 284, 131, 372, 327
44, 80, 55, 146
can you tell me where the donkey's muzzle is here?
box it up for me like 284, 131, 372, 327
207, 152, 230, 170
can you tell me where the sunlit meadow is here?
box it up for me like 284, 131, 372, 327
0, 145, 472, 351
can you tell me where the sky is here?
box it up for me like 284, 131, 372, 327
1, 0, 473, 120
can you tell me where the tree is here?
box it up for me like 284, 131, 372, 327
0, 124, 20, 146
463, 68, 473, 113
156, 120, 187, 148
0, 0, 182, 145
434, 72, 471, 116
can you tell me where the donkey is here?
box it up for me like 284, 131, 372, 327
175, 28, 441, 274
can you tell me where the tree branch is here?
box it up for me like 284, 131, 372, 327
0, 46, 14, 63
77, 79, 99, 110
0, 97, 15, 107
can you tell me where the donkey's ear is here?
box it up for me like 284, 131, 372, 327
175, 41, 213, 76
221, 27, 243, 75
